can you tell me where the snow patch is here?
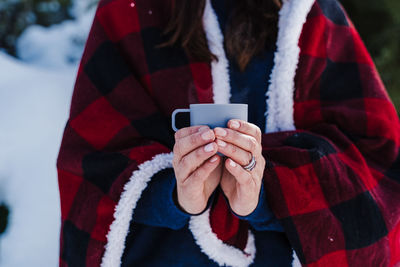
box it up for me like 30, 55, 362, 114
0, 1, 94, 265
0, 50, 75, 267
16, 5, 95, 69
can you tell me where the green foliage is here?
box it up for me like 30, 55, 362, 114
341, 0, 400, 112
0, 0, 73, 56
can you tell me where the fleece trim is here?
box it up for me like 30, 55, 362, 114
203, 0, 231, 104
265, 0, 315, 133
101, 0, 316, 266
189, 210, 256, 267
101, 153, 174, 267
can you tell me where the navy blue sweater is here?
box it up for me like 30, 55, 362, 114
121, 0, 293, 265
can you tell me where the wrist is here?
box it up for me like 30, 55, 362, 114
174, 186, 208, 215
225, 185, 262, 217
230, 199, 259, 217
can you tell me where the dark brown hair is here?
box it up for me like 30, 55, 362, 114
159, 0, 282, 72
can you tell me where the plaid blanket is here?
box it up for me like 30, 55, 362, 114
57, 0, 400, 266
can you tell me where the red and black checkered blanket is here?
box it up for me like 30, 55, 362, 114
57, 0, 400, 266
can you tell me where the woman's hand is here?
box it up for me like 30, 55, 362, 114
172, 125, 223, 214
214, 120, 266, 216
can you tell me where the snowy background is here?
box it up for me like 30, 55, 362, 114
0, 1, 95, 266
0, 0, 398, 266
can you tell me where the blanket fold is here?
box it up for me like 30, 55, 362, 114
57, 0, 400, 266
260, 1, 400, 265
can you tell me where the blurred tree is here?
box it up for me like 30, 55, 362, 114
0, 0, 73, 56
341, 0, 400, 111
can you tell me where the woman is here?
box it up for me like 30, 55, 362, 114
57, 0, 400, 266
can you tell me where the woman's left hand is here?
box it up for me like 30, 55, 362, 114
214, 120, 266, 216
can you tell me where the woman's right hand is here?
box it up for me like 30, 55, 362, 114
172, 126, 222, 214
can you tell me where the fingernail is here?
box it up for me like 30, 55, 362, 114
229, 159, 237, 167
201, 130, 213, 141
204, 143, 214, 152
216, 139, 226, 147
210, 156, 218, 163
214, 127, 227, 137
230, 120, 240, 129
198, 126, 209, 132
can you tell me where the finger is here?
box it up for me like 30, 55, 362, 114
175, 125, 209, 140
178, 142, 218, 182
214, 127, 260, 154
174, 127, 215, 159
215, 139, 253, 166
224, 158, 254, 186
227, 120, 262, 143
183, 154, 221, 185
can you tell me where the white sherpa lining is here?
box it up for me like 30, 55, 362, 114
101, 153, 174, 267
180, 0, 257, 266
101, 0, 316, 266
292, 251, 302, 267
265, 0, 316, 133
203, 0, 231, 104
198, 0, 315, 264
189, 209, 256, 267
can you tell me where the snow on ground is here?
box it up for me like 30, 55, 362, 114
0, 1, 95, 265
16, 2, 95, 69
0, 52, 76, 266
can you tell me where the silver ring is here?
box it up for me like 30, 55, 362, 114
243, 155, 256, 171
